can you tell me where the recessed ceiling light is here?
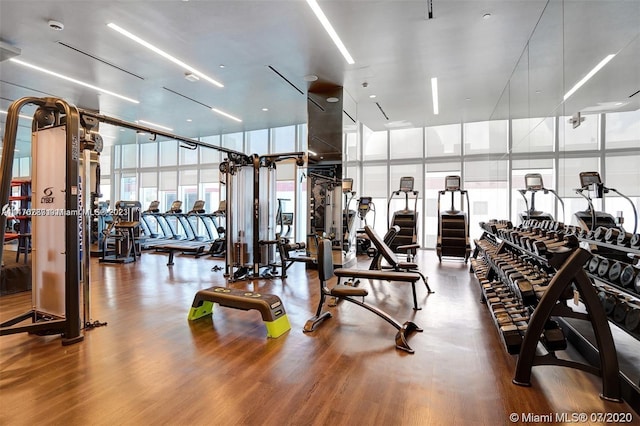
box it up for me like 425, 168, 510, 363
535, 90, 542, 94
482, 13, 491, 19
186, 118, 193, 122
563, 54, 615, 101
304, 74, 318, 82
431, 77, 439, 115
219, 64, 225, 68
262, 108, 269, 112
9, 58, 139, 103
48, 20, 64, 31
305, 0, 355, 65
184, 72, 199, 82
107, 22, 224, 88
308, 150, 318, 156
465, 97, 471, 101
212, 108, 242, 122
369, 94, 377, 99
326, 97, 339, 103
137, 119, 173, 131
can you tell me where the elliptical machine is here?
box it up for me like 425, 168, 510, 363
355, 196, 376, 254
518, 173, 565, 223
436, 175, 471, 263
574, 171, 638, 234
387, 177, 419, 256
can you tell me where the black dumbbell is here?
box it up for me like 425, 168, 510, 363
631, 234, 640, 249
541, 320, 567, 352
625, 306, 640, 334
608, 261, 624, 283
620, 265, 637, 289
604, 228, 621, 244
600, 290, 618, 316
597, 258, 612, 278
593, 226, 609, 241
617, 231, 633, 246
613, 300, 633, 323
588, 256, 602, 274
635, 273, 640, 294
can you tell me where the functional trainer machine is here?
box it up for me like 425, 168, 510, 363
518, 173, 565, 223
387, 177, 419, 254
574, 171, 638, 234
0, 96, 103, 343
436, 175, 471, 263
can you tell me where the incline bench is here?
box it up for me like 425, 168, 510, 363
188, 286, 291, 338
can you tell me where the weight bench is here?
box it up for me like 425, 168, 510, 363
188, 286, 291, 338
154, 243, 207, 265
304, 239, 422, 353
364, 225, 433, 303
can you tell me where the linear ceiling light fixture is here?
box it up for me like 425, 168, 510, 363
431, 77, 439, 115
305, 0, 355, 65
107, 22, 224, 88
563, 54, 615, 101
0, 109, 33, 120
137, 119, 174, 131
212, 108, 242, 122
9, 58, 139, 104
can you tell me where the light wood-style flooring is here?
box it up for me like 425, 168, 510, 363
0, 250, 637, 425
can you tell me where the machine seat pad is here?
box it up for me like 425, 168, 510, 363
334, 268, 420, 283
397, 262, 419, 270
331, 285, 369, 297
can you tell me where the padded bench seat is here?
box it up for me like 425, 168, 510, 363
334, 268, 421, 283
154, 244, 206, 265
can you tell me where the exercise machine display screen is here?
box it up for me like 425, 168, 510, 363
359, 197, 371, 206
445, 175, 461, 191
580, 171, 602, 188
399, 177, 414, 192
525, 173, 543, 191
342, 178, 353, 193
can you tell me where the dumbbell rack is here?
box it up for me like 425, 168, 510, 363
471, 220, 622, 403
571, 227, 640, 411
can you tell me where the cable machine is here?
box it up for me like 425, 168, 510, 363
518, 173, 565, 223
436, 175, 471, 263
387, 176, 419, 254
574, 171, 638, 234
220, 152, 306, 281
0, 97, 102, 343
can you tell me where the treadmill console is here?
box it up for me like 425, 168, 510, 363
580, 171, 602, 188
524, 173, 544, 191
358, 197, 372, 216
399, 176, 414, 192
445, 175, 461, 191
342, 178, 353, 193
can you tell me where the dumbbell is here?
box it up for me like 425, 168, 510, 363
608, 261, 624, 283
617, 231, 633, 246
541, 320, 567, 352
533, 234, 579, 256
598, 290, 618, 316
587, 256, 602, 274
635, 273, 640, 294
603, 228, 620, 244
597, 258, 613, 278
593, 226, 609, 241
613, 300, 634, 324
631, 234, 640, 249
625, 306, 640, 334
620, 265, 638, 289
500, 324, 524, 354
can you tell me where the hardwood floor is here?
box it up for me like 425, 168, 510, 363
0, 250, 637, 425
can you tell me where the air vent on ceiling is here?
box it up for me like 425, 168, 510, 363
163, 86, 212, 109
0, 40, 21, 62
268, 65, 304, 95
375, 102, 389, 120
57, 41, 145, 80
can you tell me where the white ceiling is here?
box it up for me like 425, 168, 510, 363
1, 0, 639, 151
